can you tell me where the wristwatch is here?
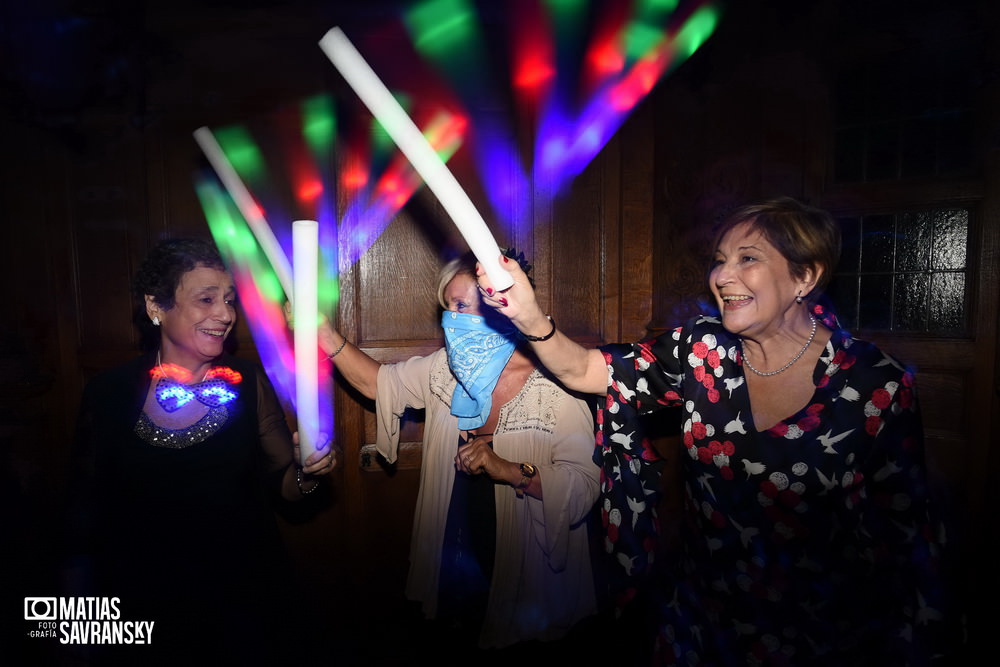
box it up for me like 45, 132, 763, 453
515, 462, 536, 498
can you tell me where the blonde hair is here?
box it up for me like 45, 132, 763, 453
434, 248, 534, 309
436, 252, 477, 310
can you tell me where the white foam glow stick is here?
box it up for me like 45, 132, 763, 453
293, 220, 321, 461
193, 126, 295, 301
318, 26, 514, 291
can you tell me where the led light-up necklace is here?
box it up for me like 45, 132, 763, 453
740, 316, 817, 377
152, 351, 242, 412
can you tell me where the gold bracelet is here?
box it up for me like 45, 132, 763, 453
327, 337, 347, 360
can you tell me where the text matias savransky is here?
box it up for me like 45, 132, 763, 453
28, 597, 155, 645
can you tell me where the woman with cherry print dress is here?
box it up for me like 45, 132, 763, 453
476, 197, 959, 665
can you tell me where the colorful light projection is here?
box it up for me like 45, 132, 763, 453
197, 129, 334, 457
194, 175, 307, 427
300, 94, 342, 300
400, 0, 721, 234
401, 0, 534, 234
292, 219, 322, 460
337, 106, 466, 269
320, 26, 514, 290
534, 0, 720, 189
195, 126, 294, 297
194, 91, 469, 445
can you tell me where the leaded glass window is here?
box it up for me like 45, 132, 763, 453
828, 209, 970, 334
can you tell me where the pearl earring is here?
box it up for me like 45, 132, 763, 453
152, 316, 160, 326
795, 293, 804, 304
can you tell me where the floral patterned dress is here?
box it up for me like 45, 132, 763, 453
595, 305, 953, 665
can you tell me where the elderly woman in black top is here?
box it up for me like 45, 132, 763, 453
65, 238, 334, 664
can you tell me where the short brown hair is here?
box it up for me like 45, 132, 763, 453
712, 197, 841, 297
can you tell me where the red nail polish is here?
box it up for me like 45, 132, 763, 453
502, 256, 509, 263
486, 287, 494, 296
499, 297, 508, 307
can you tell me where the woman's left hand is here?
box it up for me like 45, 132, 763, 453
294, 431, 338, 475
456, 434, 508, 481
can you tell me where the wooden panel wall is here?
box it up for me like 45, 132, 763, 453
4, 1, 997, 661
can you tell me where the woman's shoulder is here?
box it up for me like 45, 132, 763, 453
601, 313, 730, 357
217, 354, 266, 398
78, 354, 154, 413
395, 347, 449, 379
385, 347, 452, 401
217, 355, 270, 390
85, 353, 152, 388
826, 328, 915, 384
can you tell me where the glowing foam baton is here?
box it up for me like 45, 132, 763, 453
293, 219, 322, 461
194, 126, 295, 301
318, 26, 514, 291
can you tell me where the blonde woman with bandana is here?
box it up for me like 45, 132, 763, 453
317, 250, 600, 651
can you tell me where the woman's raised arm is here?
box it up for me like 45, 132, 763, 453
315, 317, 381, 400
476, 256, 607, 395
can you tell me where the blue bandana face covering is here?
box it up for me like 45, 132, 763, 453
442, 310, 518, 430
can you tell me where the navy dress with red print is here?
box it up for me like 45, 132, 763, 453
595, 304, 952, 665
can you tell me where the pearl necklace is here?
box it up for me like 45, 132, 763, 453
741, 316, 817, 377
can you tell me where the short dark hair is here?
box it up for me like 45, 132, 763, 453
132, 237, 227, 350
712, 197, 841, 297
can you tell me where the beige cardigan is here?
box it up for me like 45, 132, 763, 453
375, 349, 600, 648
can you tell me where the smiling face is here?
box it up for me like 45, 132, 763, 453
147, 265, 236, 370
710, 221, 815, 339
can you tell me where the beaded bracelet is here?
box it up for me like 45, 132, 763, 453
327, 337, 347, 360
296, 467, 319, 495
521, 314, 556, 342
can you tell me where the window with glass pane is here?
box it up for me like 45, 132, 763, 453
828, 209, 969, 334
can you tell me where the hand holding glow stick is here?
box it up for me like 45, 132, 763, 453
194, 126, 295, 301
293, 219, 321, 461
318, 26, 514, 291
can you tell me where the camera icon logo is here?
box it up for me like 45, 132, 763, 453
24, 597, 57, 621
